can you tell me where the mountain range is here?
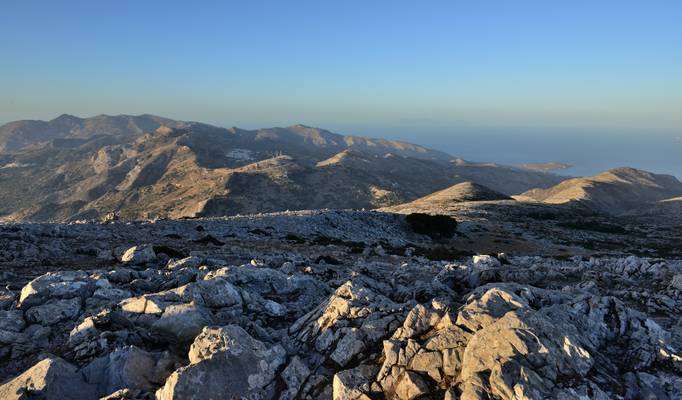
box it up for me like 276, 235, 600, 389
0, 114, 569, 222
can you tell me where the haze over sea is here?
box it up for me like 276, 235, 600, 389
180, 118, 681, 179
2, 1, 680, 178
323, 124, 682, 179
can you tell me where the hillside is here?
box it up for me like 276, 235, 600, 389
520, 167, 682, 214
450, 158, 567, 194
0, 114, 187, 153
0, 115, 567, 222
386, 181, 511, 213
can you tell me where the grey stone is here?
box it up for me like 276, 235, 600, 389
0, 357, 97, 400
156, 325, 286, 400
18, 271, 93, 308
25, 297, 81, 325
151, 302, 213, 344
82, 346, 177, 397
121, 244, 156, 264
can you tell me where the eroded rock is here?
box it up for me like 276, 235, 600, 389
156, 325, 286, 400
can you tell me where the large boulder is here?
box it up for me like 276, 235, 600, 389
0, 357, 97, 400
182, 277, 243, 308
25, 297, 82, 325
156, 325, 286, 400
82, 346, 177, 397
289, 280, 409, 368
458, 309, 592, 399
18, 271, 94, 308
120, 244, 156, 264
376, 300, 470, 395
151, 302, 214, 344
454, 285, 682, 399
332, 365, 377, 400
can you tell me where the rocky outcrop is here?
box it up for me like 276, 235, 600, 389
0, 357, 97, 400
156, 325, 286, 400
1, 216, 682, 399
120, 244, 156, 264
82, 346, 178, 397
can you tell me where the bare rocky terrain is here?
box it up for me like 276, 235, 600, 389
0, 206, 681, 399
1, 114, 682, 399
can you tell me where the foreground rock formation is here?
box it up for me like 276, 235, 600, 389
0, 212, 681, 399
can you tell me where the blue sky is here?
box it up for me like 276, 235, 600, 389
1, 1, 681, 174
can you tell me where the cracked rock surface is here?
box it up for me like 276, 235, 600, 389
0, 210, 681, 399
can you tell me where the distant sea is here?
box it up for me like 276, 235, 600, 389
332, 124, 682, 179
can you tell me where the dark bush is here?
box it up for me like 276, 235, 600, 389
405, 213, 457, 239
413, 246, 473, 261
558, 220, 626, 234
194, 234, 225, 246
153, 245, 186, 258
314, 255, 341, 265
526, 211, 558, 220
285, 233, 306, 243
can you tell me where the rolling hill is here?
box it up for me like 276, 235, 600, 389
519, 167, 682, 214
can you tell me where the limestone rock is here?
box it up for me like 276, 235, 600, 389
121, 244, 156, 264
151, 302, 213, 344
0, 288, 14, 310
156, 325, 286, 400
82, 346, 177, 397
68, 317, 98, 347
0, 357, 97, 400
185, 277, 243, 308
280, 356, 311, 400
472, 254, 501, 268
332, 365, 377, 400
394, 371, 429, 400
18, 271, 93, 308
167, 256, 202, 270
25, 297, 81, 325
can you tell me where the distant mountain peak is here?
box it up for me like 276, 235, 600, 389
51, 114, 82, 123
289, 123, 316, 129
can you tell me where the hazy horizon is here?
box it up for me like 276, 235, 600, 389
2, 1, 680, 177
3, 112, 680, 179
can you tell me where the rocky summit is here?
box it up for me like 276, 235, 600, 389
1, 114, 682, 399
0, 210, 681, 399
